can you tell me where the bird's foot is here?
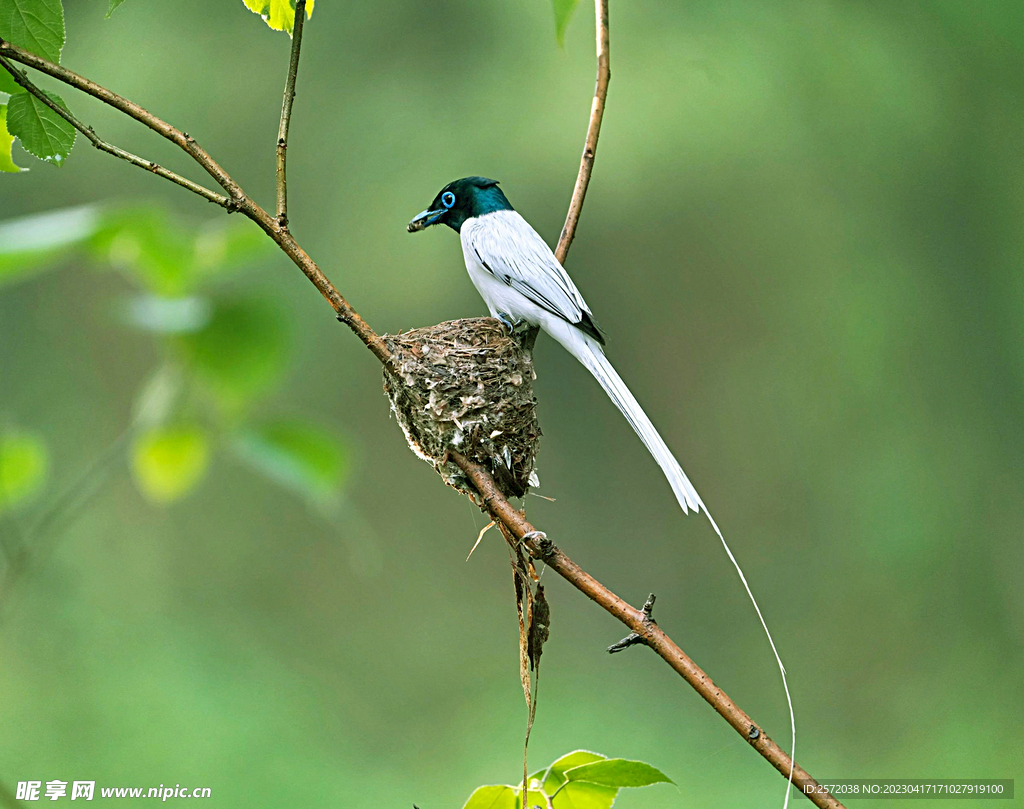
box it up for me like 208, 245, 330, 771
495, 311, 519, 334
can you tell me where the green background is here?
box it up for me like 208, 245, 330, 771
2, 0, 1023, 806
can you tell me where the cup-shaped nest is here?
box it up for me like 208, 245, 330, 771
382, 318, 541, 498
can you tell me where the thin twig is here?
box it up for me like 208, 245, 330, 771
0, 56, 231, 209
0, 37, 394, 368
276, 0, 306, 227
0, 25, 841, 809
448, 450, 843, 809
554, 0, 610, 264
0, 38, 242, 199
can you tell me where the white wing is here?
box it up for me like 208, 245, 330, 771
464, 210, 595, 328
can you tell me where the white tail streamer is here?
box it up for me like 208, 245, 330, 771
546, 318, 796, 808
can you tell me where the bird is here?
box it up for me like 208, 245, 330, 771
408, 176, 795, 806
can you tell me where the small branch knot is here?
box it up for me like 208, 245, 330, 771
607, 592, 658, 654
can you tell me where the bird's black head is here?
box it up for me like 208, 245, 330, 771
407, 176, 514, 234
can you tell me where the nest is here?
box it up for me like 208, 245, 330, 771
382, 318, 541, 498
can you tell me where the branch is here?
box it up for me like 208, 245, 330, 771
554, 0, 610, 264
0, 38, 242, 199
448, 451, 842, 809
0, 21, 841, 809
0, 55, 231, 209
0, 37, 394, 369
276, 0, 306, 227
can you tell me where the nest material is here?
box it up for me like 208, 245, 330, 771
382, 318, 541, 498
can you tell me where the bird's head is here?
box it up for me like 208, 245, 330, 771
407, 176, 513, 234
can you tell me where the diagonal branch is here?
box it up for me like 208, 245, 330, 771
0, 55, 231, 209
0, 36, 394, 369
554, 0, 610, 264
0, 38, 242, 200
276, 0, 307, 227
448, 451, 843, 809
0, 19, 841, 809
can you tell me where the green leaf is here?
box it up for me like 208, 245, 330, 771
539, 751, 607, 794
106, 0, 128, 17
552, 0, 582, 45
461, 785, 518, 809
233, 421, 347, 505
551, 781, 617, 809
242, 0, 314, 34
131, 425, 211, 503
565, 759, 674, 789
6, 89, 75, 166
0, 0, 65, 69
0, 104, 24, 173
175, 298, 288, 410
0, 430, 48, 514
0, 205, 100, 286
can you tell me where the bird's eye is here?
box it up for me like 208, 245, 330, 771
441, 191, 455, 209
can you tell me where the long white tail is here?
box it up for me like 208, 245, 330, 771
551, 321, 796, 807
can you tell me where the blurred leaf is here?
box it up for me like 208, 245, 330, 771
461, 785, 518, 809
242, 0, 314, 34
120, 294, 213, 334
193, 218, 270, 278
132, 364, 184, 427
0, 104, 24, 173
552, 0, 581, 45
131, 425, 210, 504
564, 759, 674, 788
0, 0, 65, 96
6, 89, 76, 166
0, 204, 100, 286
105, 0, 128, 17
175, 298, 288, 410
88, 208, 196, 295
233, 421, 346, 505
0, 430, 48, 514
88, 209, 267, 294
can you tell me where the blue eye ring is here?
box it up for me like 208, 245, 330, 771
441, 191, 455, 209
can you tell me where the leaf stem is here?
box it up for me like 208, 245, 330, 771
276, 0, 306, 228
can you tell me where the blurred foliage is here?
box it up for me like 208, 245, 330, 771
105, 0, 127, 18
552, 0, 582, 46
232, 420, 347, 509
130, 424, 210, 504
0, 429, 48, 514
464, 751, 672, 809
0, 202, 346, 506
1, 0, 1023, 808
0, 103, 21, 172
